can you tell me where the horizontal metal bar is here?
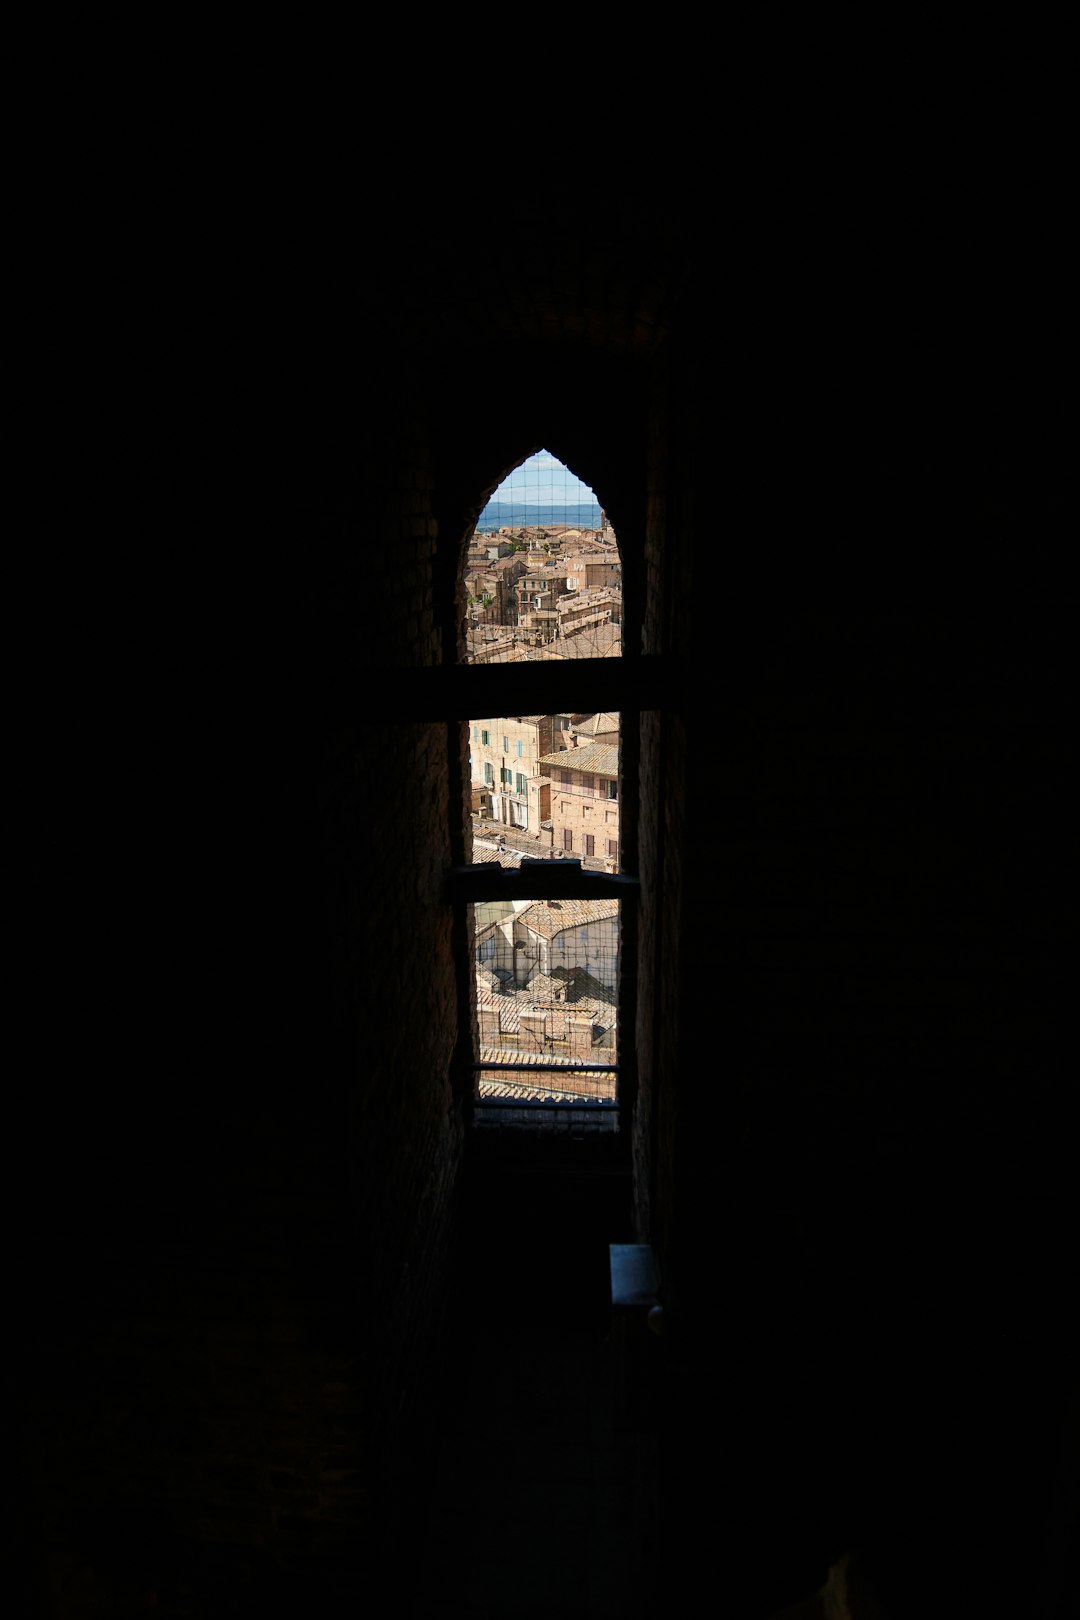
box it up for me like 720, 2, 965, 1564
391, 654, 672, 721
473, 1062, 619, 1073
446, 860, 639, 903
472, 1097, 618, 1111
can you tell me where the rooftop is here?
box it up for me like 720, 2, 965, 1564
517, 897, 620, 939
574, 712, 620, 734
538, 743, 619, 776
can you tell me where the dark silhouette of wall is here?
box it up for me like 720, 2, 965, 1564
15, 157, 1072, 1618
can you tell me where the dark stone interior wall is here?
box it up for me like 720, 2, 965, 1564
657, 600, 1073, 1615
15, 172, 1073, 1618
15, 290, 665, 1614
17, 356, 473, 1612
640, 265, 1074, 1615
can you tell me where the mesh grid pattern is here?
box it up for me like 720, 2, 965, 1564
462, 452, 623, 1102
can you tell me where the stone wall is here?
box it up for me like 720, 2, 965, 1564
18, 362, 470, 1614
16, 168, 1071, 1620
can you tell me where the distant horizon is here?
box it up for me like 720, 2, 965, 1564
477, 451, 604, 532
474, 498, 603, 533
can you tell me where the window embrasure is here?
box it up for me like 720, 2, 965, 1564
451, 450, 635, 1115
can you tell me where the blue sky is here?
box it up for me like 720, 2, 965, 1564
493, 450, 596, 506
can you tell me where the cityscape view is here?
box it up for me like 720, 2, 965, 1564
464, 453, 622, 1103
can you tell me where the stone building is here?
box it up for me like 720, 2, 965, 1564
570, 710, 620, 748
474, 897, 620, 1088
564, 552, 622, 592
517, 896, 618, 990
513, 560, 570, 623
475, 896, 617, 992
539, 740, 620, 865
464, 551, 527, 624
469, 712, 564, 828
557, 584, 623, 642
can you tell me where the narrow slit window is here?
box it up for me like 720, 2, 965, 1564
458, 449, 627, 1109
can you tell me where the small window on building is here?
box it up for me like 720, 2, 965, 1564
584, 833, 595, 857
563, 827, 573, 851
515, 772, 526, 795
606, 780, 617, 800
517, 740, 523, 758
481, 729, 490, 745
503, 736, 509, 752
484, 763, 494, 785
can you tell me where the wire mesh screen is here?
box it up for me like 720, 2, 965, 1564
463, 452, 622, 1103
471, 898, 620, 1102
464, 450, 622, 667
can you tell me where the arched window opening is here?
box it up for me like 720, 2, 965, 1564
453, 450, 633, 1118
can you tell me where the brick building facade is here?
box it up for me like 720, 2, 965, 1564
469, 712, 567, 829
539, 740, 620, 867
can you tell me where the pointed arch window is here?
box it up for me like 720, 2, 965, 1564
396, 449, 670, 1126
448, 450, 639, 1117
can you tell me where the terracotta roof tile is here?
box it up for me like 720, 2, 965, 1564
537, 743, 618, 775
516, 897, 620, 939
